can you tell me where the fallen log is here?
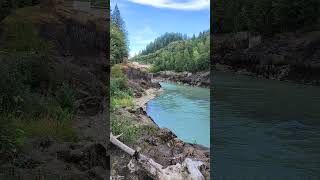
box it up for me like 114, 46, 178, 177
110, 133, 205, 180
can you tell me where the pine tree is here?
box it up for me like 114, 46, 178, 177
111, 4, 129, 58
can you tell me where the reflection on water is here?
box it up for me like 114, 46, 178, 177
147, 82, 210, 147
213, 71, 320, 179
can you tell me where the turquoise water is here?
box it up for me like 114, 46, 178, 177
213, 71, 320, 179
146, 82, 210, 147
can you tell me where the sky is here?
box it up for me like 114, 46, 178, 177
110, 0, 210, 57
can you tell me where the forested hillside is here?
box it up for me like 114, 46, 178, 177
214, 0, 319, 35
140, 32, 186, 55
132, 31, 210, 72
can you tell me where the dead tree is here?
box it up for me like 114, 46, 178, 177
110, 133, 205, 180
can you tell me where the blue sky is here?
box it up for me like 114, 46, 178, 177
110, 0, 210, 57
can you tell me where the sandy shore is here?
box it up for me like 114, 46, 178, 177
134, 87, 163, 111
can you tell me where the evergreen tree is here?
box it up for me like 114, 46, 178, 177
141, 32, 185, 55
111, 4, 129, 58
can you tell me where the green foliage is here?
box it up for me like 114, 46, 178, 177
215, 0, 320, 34
140, 32, 187, 55
111, 113, 157, 144
146, 65, 160, 73
0, 20, 76, 157
110, 4, 128, 64
133, 31, 210, 72
110, 65, 133, 108
111, 22, 128, 65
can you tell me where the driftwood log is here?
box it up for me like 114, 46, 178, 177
110, 133, 205, 180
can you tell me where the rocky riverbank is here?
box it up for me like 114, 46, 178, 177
110, 63, 210, 179
152, 71, 210, 88
213, 31, 320, 85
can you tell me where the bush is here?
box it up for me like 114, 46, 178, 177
111, 113, 157, 144
110, 64, 134, 109
0, 20, 76, 157
147, 65, 160, 73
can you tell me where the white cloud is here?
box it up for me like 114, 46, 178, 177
129, 51, 139, 58
127, 0, 209, 10
129, 26, 157, 57
131, 26, 155, 45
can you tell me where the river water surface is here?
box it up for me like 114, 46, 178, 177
147, 82, 210, 147
213, 71, 320, 179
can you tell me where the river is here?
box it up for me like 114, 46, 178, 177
212, 71, 320, 179
146, 82, 210, 147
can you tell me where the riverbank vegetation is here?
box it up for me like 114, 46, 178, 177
110, 4, 131, 108
132, 31, 210, 72
110, 5, 140, 143
0, 5, 77, 159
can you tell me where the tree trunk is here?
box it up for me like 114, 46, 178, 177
110, 133, 205, 180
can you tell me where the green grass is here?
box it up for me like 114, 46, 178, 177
111, 113, 157, 144
13, 113, 77, 143
0, 10, 78, 159
111, 96, 134, 108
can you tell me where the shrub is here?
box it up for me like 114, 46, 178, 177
0, 19, 76, 157
111, 113, 158, 144
110, 64, 133, 109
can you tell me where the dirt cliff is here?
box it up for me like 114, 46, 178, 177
213, 31, 320, 85
0, 2, 109, 179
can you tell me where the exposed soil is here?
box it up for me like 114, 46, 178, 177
0, 2, 109, 179
152, 71, 210, 88
213, 31, 320, 85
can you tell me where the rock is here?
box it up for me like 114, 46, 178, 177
153, 70, 210, 88
159, 128, 177, 142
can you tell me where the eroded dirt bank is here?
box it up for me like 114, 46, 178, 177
213, 31, 320, 85
0, 1, 109, 179
110, 63, 210, 179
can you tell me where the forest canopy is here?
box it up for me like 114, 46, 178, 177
132, 31, 210, 72
140, 32, 187, 55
